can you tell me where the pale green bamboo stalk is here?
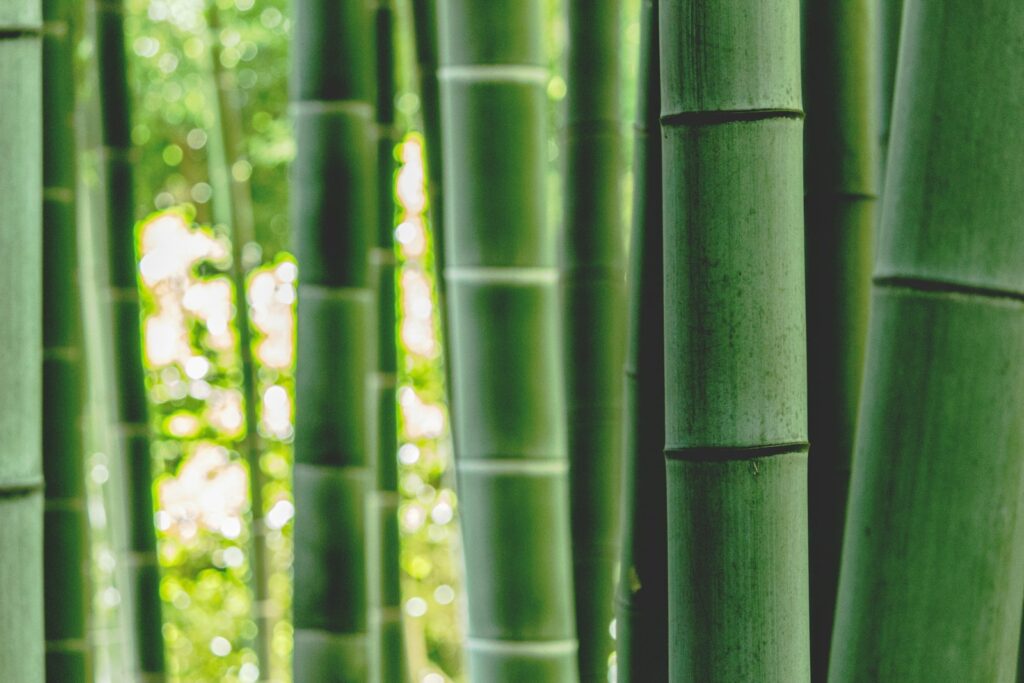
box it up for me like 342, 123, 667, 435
660, 0, 809, 679
291, 0, 377, 679
562, 2, 625, 679
368, 1, 407, 680
830, 1, 1024, 680
439, 1, 578, 680
801, 0, 877, 677
0, 3, 45, 681
615, 1, 666, 680
205, 7, 275, 680
42, 0, 90, 679
94, 0, 166, 677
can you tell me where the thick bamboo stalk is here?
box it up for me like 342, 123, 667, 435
562, 2, 625, 679
438, 1, 578, 680
205, 7, 274, 680
291, 0, 376, 679
0, 3, 45, 681
829, 1, 1024, 680
614, 0, 666, 680
801, 0, 876, 678
367, 1, 406, 680
660, 0, 809, 680
94, 0, 167, 678
42, 0, 90, 680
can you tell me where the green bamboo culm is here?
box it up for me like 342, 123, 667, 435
290, 0, 376, 678
205, 6, 275, 680
94, 0, 167, 677
411, 0, 444, 282
42, 0, 90, 679
660, 0, 810, 679
876, 0, 903, 186
615, 0, 666, 680
562, 1, 625, 679
438, 1, 578, 680
0, 2, 45, 681
800, 0, 876, 677
368, 1, 406, 680
829, 1, 1024, 680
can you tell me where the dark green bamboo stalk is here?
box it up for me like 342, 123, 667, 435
801, 0, 876, 678
368, 1, 406, 681
562, 1, 624, 679
205, 7, 275, 680
615, 1, 666, 680
660, 0, 809, 679
0, 3, 44, 681
42, 0, 90, 680
439, 1, 578, 680
876, 0, 903, 186
291, 0, 376, 679
410, 0, 444, 282
829, 1, 1024, 680
94, 0, 166, 678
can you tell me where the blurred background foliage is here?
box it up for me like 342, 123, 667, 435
72, 0, 640, 680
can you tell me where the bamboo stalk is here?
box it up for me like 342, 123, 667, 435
291, 0, 376, 679
0, 2, 45, 681
93, 0, 167, 677
438, 1, 578, 680
801, 0, 876, 677
876, 0, 903, 186
615, 1, 666, 680
410, 0, 444, 283
660, 0, 810, 679
829, 1, 1024, 679
368, 1, 406, 680
204, 6, 276, 680
562, 1, 625, 679
42, 0, 90, 680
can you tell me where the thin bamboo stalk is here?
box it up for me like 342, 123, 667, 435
205, 6, 275, 680
0, 2, 45, 681
42, 0, 90, 679
439, 2, 578, 680
801, 0, 876, 677
562, 1, 625, 678
876, 0, 903, 186
660, 0, 809, 679
291, 0, 376, 678
94, 0, 167, 677
829, 1, 1024, 679
410, 0, 444, 283
368, 1, 407, 681
615, 1, 666, 680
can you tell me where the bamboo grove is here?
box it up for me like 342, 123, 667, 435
2, 0, 1024, 681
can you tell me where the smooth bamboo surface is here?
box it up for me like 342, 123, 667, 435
206, 7, 274, 679
830, 1, 1024, 680
660, 0, 810, 680
291, 0, 376, 679
42, 0, 90, 679
439, 1, 578, 680
562, 2, 624, 679
876, 0, 903, 186
801, 0, 876, 677
368, 1, 406, 680
615, 0, 666, 679
0, 3, 45, 681
94, 0, 166, 677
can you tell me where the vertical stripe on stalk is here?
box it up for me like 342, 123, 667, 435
94, 0, 166, 676
290, 0, 376, 679
0, 3, 44, 681
615, 0, 667, 680
660, 0, 810, 680
830, 1, 1024, 680
562, 0, 625, 679
801, 0, 877, 677
876, 0, 904, 186
43, 0, 90, 680
439, 1, 578, 680
368, 0, 406, 680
